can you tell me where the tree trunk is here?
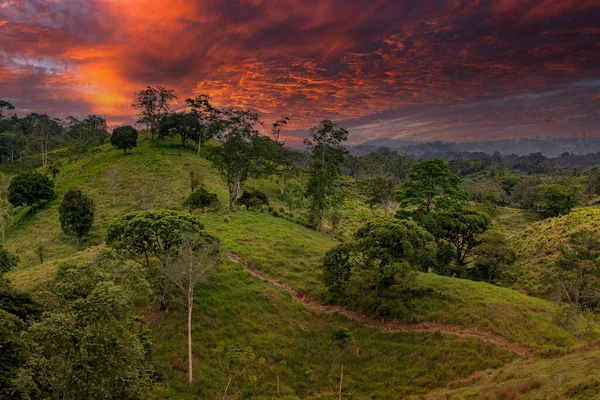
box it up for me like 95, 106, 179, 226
222, 375, 232, 400
188, 290, 193, 384
76, 236, 81, 249
339, 358, 344, 400
277, 375, 280, 397
280, 171, 285, 194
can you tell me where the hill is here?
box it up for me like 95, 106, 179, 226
508, 208, 600, 297
0, 139, 592, 398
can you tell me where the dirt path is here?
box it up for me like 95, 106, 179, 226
227, 253, 532, 357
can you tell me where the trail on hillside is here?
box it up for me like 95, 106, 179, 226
227, 253, 532, 357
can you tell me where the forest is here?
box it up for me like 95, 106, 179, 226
1, 87, 600, 399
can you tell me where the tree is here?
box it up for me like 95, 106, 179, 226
163, 235, 221, 384
396, 159, 465, 213
417, 208, 490, 274
184, 188, 218, 212
330, 328, 352, 400
546, 231, 600, 341
281, 180, 304, 212
210, 110, 262, 212
106, 210, 208, 310
0, 309, 28, 397
0, 100, 15, 120
8, 171, 55, 209
323, 219, 435, 304
21, 252, 155, 399
31, 114, 62, 166
236, 189, 269, 211
111, 125, 138, 154
132, 86, 177, 139
158, 112, 202, 147
366, 177, 397, 216
214, 342, 256, 400
472, 230, 516, 283
304, 120, 348, 231
186, 94, 222, 153
536, 183, 579, 217
58, 189, 95, 247
66, 115, 108, 171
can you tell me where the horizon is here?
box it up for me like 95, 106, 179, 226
1, 1, 599, 143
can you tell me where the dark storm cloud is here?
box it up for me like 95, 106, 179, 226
0, 0, 598, 139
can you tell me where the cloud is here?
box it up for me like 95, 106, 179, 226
0, 0, 598, 140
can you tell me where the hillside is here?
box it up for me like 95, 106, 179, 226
1, 139, 594, 398
508, 208, 600, 296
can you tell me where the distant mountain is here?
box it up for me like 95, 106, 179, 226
351, 137, 600, 158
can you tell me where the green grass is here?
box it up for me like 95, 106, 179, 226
150, 260, 515, 399
508, 208, 600, 296
416, 345, 600, 399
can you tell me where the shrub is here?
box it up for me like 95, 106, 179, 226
184, 188, 218, 212
8, 171, 55, 209
237, 190, 269, 211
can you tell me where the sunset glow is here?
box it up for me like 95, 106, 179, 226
1, 0, 599, 142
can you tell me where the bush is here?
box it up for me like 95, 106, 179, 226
111, 125, 138, 154
8, 171, 55, 209
184, 188, 218, 212
59, 189, 95, 247
237, 190, 269, 211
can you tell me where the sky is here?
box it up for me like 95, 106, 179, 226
0, 0, 599, 144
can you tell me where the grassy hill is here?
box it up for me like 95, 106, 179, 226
507, 208, 600, 296
414, 345, 600, 399
1, 139, 594, 398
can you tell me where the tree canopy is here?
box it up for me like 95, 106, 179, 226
8, 171, 55, 209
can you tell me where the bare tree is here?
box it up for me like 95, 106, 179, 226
163, 235, 222, 384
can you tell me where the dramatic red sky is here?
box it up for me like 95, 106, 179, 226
1, 0, 599, 143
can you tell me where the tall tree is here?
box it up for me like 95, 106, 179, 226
132, 86, 177, 139
396, 159, 465, 213
186, 94, 222, 154
31, 114, 62, 166
304, 120, 348, 231
58, 189, 95, 247
210, 109, 262, 211
330, 328, 353, 400
106, 210, 207, 310
366, 177, 397, 216
163, 234, 221, 384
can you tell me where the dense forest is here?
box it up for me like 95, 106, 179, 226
1, 88, 600, 399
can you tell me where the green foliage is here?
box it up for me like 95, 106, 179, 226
132, 86, 177, 139
536, 183, 579, 217
396, 158, 465, 213
366, 177, 397, 215
58, 189, 95, 245
106, 210, 207, 266
8, 170, 55, 209
0, 309, 28, 397
111, 125, 138, 153
21, 252, 154, 399
323, 219, 435, 304
0, 246, 18, 274
237, 189, 269, 211
330, 327, 353, 350
416, 208, 491, 274
472, 230, 516, 283
304, 119, 348, 231
184, 187, 218, 212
